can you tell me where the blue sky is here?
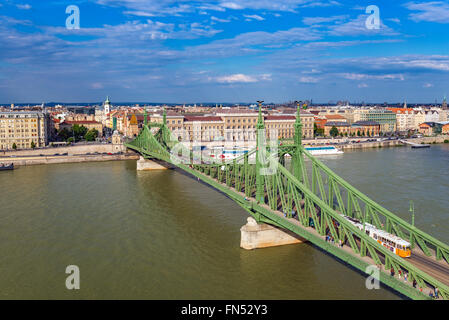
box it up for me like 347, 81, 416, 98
1, 0, 449, 103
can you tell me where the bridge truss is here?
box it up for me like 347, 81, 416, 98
125, 106, 449, 300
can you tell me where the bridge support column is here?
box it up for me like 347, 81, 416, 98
136, 156, 168, 171
240, 217, 306, 250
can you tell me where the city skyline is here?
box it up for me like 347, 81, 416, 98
1, 1, 449, 103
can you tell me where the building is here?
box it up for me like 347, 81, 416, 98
324, 114, 347, 123
0, 111, 50, 150
59, 114, 103, 137
183, 116, 224, 142
147, 108, 314, 142
353, 109, 396, 133
351, 121, 381, 136
214, 110, 259, 141
418, 122, 441, 136
442, 124, 449, 134
324, 122, 351, 136
324, 120, 380, 137
387, 108, 415, 131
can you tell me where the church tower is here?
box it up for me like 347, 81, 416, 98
443, 95, 447, 110
104, 96, 111, 114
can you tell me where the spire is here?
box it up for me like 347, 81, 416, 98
105, 96, 110, 104
163, 107, 167, 125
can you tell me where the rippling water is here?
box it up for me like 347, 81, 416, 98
0, 145, 448, 299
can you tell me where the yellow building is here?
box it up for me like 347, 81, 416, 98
265, 111, 315, 140
0, 111, 50, 150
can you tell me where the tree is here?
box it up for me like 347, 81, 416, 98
330, 126, 339, 137
72, 124, 88, 140
85, 128, 99, 141
31, 141, 36, 149
12, 143, 17, 150
357, 130, 361, 137
57, 128, 71, 141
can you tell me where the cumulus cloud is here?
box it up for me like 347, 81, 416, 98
405, 1, 449, 23
212, 73, 272, 83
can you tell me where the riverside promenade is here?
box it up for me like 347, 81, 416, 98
0, 143, 139, 166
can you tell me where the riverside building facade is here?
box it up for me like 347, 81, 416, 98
0, 111, 50, 150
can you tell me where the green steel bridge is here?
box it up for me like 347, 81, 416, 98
125, 104, 449, 300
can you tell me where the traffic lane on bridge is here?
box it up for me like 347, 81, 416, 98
408, 251, 449, 287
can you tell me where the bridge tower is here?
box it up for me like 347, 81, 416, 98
144, 106, 148, 127
256, 100, 265, 204
293, 101, 304, 182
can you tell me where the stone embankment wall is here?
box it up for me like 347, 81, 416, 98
3, 153, 139, 166
341, 140, 403, 150
404, 135, 449, 144
0, 143, 126, 157
0, 143, 138, 166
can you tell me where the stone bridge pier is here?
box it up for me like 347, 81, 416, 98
136, 156, 170, 171
240, 217, 306, 250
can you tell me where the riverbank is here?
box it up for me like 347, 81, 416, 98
0, 153, 140, 166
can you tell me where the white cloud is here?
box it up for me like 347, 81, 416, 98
213, 73, 271, 83
243, 14, 265, 21
220, 2, 244, 10
211, 16, 231, 23
123, 11, 155, 17
16, 4, 32, 10
299, 76, 319, 83
303, 15, 348, 25
423, 83, 434, 88
91, 82, 104, 89
328, 15, 397, 36
340, 73, 405, 81
405, 1, 449, 23
215, 74, 258, 83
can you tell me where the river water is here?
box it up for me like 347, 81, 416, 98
1, 145, 448, 299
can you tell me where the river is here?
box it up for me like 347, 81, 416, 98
0, 144, 448, 299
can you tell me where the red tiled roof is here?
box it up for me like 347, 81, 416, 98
62, 120, 101, 125
264, 115, 296, 120
325, 114, 346, 120
184, 116, 223, 122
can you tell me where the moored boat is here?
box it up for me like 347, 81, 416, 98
0, 163, 14, 171
305, 146, 344, 155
